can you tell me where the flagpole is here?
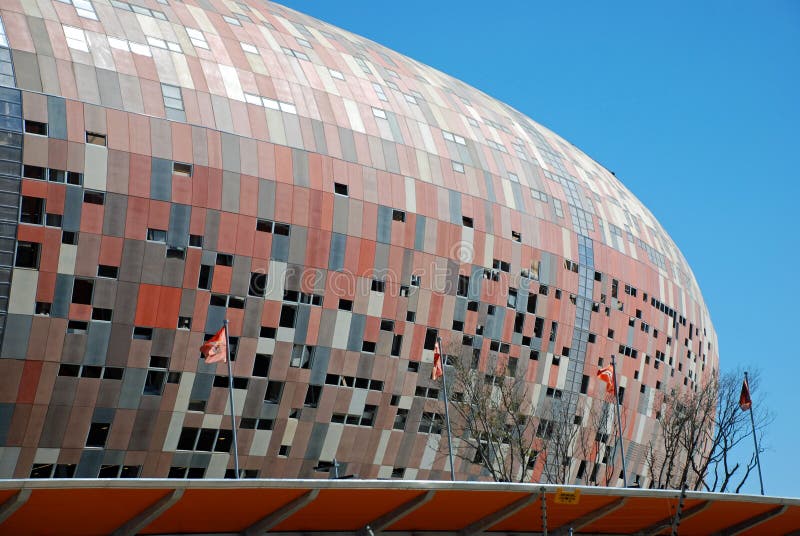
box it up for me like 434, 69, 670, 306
437, 336, 456, 481
224, 319, 240, 479
745, 371, 764, 495
611, 354, 628, 487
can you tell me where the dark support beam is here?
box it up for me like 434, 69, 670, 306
357, 490, 435, 535
242, 489, 319, 536
716, 505, 788, 536
111, 488, 183, 536
553, 497, 627, 535
637, 500, 710, 536
0, 489, 31, 525
459, 493, 538, 535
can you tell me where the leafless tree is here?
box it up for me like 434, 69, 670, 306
439, 339, 626, 485
646, 368, 770, 492
443, 351, 539, 483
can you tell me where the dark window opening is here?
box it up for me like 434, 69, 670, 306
334, 182, 348, 196
304, 385, 322, 408
91, 308, 112, 321
173, 162, 192, 176
253, 354, 270, 377
86, 422, 110, 447
166, 247, 185, 259
20, 196, 44, 224
15, 241, 40, 268
279, 304, 297, 328
45, 213, 62, 227
24, 120, 47, 135
264, 381, 283, 404
97, 264, 118, 278
133, 326, 153, 340
260, 326, 276, 338
216, 253, 233, 266
198, 265, 213, 289
23, 165, 46, 180
249, 272, 267, 297
143, 370, 167, 395
71, 279, 94, 305
62, 231, 77, 245
391, 334, 403, 356
83, 191, 105, 205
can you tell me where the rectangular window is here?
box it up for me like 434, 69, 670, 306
133, 326, 153, 340
45, 213, 62, 227
248, 272, 267, 297
147, 228, 167, 243
173, 162, 192, 176
85, 132, 106, 146
304, 385, 322, 408
290, 344, 314, 369
186, 28, 209, 49
71, 278, 94, 304
24, 120, 47, 135
161, 83, 186, 121
23, 165, 46, 180
20, 196, 44, 224
86, 422, 110, 447
279, 304, 297, 328
264, 381, 283, 404
83, 191, 104, 205
198, 265, 213, 289
91, 308, 112, 321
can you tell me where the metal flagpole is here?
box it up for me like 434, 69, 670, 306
611, 354, 628, 487
224, 318, 240, 479
437, 336, 456, 481
745, 371, 764, 495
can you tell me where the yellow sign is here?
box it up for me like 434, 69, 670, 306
554, 488, 581, 505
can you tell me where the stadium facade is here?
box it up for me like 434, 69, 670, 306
0, 0, 717, 483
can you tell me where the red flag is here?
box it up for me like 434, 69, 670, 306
739, 378, 752, 411
597, 365, 615, 395
200, 326, 227, 364
432, 340, 443, 381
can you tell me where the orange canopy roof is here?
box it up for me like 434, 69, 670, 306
0, 479, 797, 535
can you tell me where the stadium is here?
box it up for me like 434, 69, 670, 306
0, 0, 718, 488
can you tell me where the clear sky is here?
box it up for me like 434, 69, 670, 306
278, 0, 800, 497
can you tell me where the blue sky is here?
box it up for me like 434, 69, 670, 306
278, 1, 800, 496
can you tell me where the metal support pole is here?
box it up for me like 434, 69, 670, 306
437, 337, 456, 481
224, 319, 240, 479
745, 371, 765, 495
540, 488, 548, 536
611, 355, 628, 487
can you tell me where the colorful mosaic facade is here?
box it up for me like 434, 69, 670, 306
0, 0, 717, 483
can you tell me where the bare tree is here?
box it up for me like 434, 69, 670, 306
443, 352, 539, 482
646, 368, 771, 492
439, 340, 623, 485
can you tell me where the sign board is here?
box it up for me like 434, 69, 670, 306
554, 488, 581, 505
